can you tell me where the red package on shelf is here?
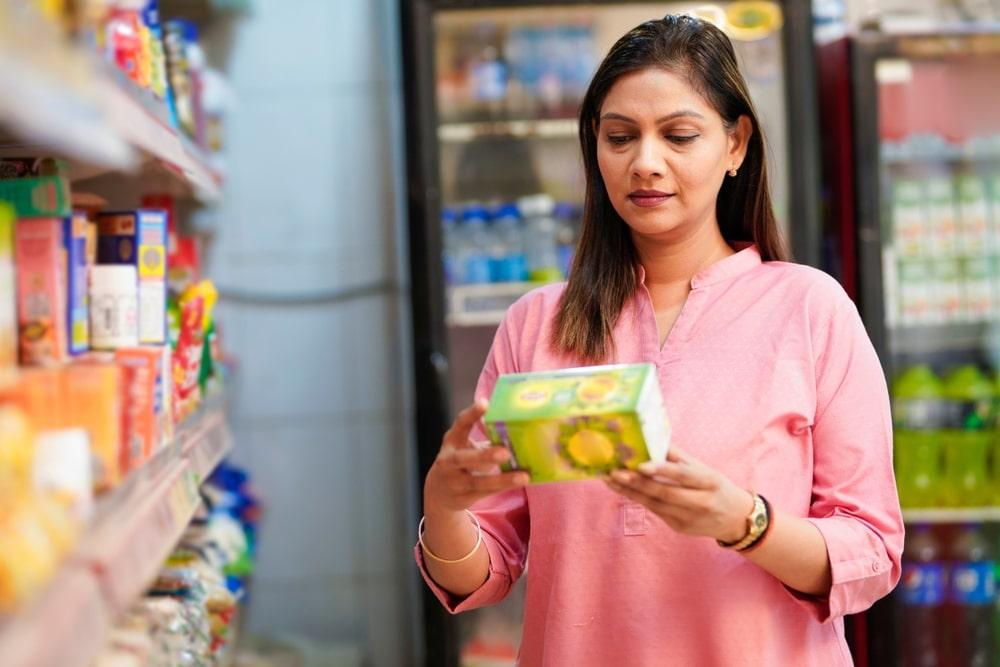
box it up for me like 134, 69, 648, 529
172, 293, 204, 423
116, 347, 163, 473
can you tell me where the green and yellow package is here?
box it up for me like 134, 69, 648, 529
484, 363, 670, 484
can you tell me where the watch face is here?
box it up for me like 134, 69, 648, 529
754, 514, 767, 529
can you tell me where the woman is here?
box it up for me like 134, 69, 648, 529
416, 15, 902, 666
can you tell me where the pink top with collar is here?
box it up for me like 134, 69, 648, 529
416, 245, 903, 666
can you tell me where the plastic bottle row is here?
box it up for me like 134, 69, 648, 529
900, 523, 997, 667
442, 195, 579, 286
437, 21, 597, 123
889, 159, 1000, 262
893, 364, 1000, 509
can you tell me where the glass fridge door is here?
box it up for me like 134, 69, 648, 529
874, 36, 1000, 667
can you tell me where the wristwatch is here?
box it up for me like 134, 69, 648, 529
717, 492, 770, 551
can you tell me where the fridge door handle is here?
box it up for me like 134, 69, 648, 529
429, 350, 452, 415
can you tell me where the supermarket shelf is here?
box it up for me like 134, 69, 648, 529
0, 570, 111, 667
0, 0, 223, 202
162, 0, 253, 22
903, 507, 1000, 524
447, 281, 543, 327
438, 118, 578, 143
0, 401, 233, 666
888, 320, 1000, 355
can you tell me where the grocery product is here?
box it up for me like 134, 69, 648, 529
947, 524, 996, 666
489, 203, 527, 282
0, 174, 71, 218
554, 201, 578, 278
892, 364, 945, 508
931, 258, 962, 324
89, 265, 139, 350
458, 205, 492, 284
0, 203, 16, 386
519, 194, 562, 283
97, 209, 167, 344
941, 365, 993, 508
171, 282, 214, 422
64, 213, 90, 355
900, 524, 946, 666
116, 347, 164, 472
32, 428, 93, 521
962, 256, 994, 322
956, 173, 992, 258
105, 8, 146, 87
485, 363, 669, 483
892, 178, 928, 259
0, 405, 34, 493
927, 175, 959, 258
64, 363, 122, 491
898, 258, 932, 325
15, 218, 68, 365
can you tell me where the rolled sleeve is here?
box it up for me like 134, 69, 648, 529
788, 296, 904, 623
415, 488, 530, 613
414, 308, 531, 614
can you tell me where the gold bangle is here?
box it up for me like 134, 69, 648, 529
419, 510, 482, 564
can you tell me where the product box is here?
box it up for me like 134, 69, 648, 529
0, 203, 16, 386
15, 218, 68, 365
63, 363, 122, 491
116, 347, 162, 472
64, 213, 90, 355
0, 175, 71, 217
484, 363, 670, 483
97, 209, 167, 344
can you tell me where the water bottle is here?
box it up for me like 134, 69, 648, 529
441, 207, 460, 286
947, 523, 996, 667
517, 194, 562, 283
459, 205, 492, 284
490, 203, 527, 283
900, 524, 946, 667
553, 202, 579, 278
468, 23, 507, 120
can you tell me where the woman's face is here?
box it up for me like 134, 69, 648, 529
595, 67, 750, 242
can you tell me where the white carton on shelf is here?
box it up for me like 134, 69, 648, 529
927, 176, 959, 259
892, 179, 928, 259
932, 258, 963, 324
962, 256, 994, 323
956, 174, 992, 258
899, 258, 932, 326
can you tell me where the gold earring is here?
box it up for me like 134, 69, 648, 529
728, 167, 738, 177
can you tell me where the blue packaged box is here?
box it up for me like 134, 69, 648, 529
63, 213, 89, 355
97, 209, 168, 344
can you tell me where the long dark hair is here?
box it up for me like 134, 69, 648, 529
552, 14, 787, 363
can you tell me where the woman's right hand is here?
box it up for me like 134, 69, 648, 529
423, 400, 530, 515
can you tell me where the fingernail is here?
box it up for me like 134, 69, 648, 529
611, 470, 631, 483
638, 461, 658, 474
517, 474, 530, 485
493, 450, 508, 462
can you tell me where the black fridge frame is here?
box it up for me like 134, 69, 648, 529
824, 29, 1000, 667
399, 2, 824, 665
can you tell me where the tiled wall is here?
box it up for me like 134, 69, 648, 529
205, 0, 419, 664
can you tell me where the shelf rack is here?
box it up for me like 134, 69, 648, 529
902, 506, 1000, 524
0, 401, 233, 667
0, 0, 223, 202
438, 118, 578, 143
447, 281, 545, 327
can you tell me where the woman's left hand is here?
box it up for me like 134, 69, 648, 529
606, 446, 755, 544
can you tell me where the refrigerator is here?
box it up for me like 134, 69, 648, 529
400, 1, 822, 665
818, 30, 1000, 667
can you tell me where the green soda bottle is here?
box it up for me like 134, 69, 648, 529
941, 365, 993, 507
892, 365, 945, 508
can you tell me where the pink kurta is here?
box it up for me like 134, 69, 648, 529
416, 245, 904, 666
